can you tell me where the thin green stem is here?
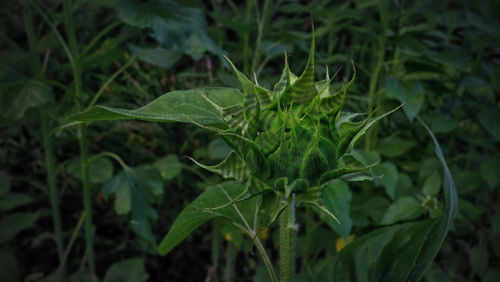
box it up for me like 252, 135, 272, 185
365, 5, 388, 151
78, 124, 95, 274
280, 194, 296, 282
40, 109, 65, 266
79, 21, 121, 58
87, 57, 135, 108
25, 4, 65, 272
224, 242, 237, 282
251, 0, 271, 72
88, 151, 127, 169
61, 0, 96, 273
61, 211, 87, 265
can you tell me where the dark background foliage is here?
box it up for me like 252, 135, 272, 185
0, 0, 499, 281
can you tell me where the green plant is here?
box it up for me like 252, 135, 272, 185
73, 24, 457, 280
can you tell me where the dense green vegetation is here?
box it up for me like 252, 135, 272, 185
0, 0, 498, 281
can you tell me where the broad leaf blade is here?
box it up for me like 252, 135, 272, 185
71, 87, 242, 125
158, 181, 249, 255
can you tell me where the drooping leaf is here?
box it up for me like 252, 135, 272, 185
71, 87, 243, 125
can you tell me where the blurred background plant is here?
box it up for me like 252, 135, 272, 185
0, 0, 498, 281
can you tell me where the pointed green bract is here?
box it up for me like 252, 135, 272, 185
292, 33, 318, 104
188, 151, 249, 182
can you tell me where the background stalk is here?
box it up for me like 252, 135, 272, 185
64, 0, 96, 274
365, 4, 388, 151
280, 194, 297, 282
40, 110, 65, 266
23, 3, 65, 270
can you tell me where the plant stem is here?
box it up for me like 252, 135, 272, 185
365, 5, 388, 151
280, 194, 296, 282
252, 0, 271, 72
40, 109, 65, 266
25, 4, 65, 272
78, 123, 95, 274
224, 242, 237, 282
63, 0, 96, 273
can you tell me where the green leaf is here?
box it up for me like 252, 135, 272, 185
334, 220, 434, 282
375, 162, 399, 200
153, 154, 182, 180
0, 80, 52, 121
71, 87, 242, 126
385, 76, 407, 101
0, 193, 33, 212
321, 179, 352, 241
333, 119, 458, 281
402, 81, 425, 122
116, 0, 222, 60
68, 156, 114, 184
0, 212, 39, 244
103, 258, 149, 282
378, 137, 416, 158
103, 166, 163, 243
480, 159, 500, 189
380, 197, 423, 225
0, 170, 11, 197
428, 112, 458, 134
407, 118, 458, 280
128, 44, 182, 68
455, 171, 481, 195
428, 51, 470, 70
158, 181, 278, 255
385, 78, 425, 122
422, 171, 442, 196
